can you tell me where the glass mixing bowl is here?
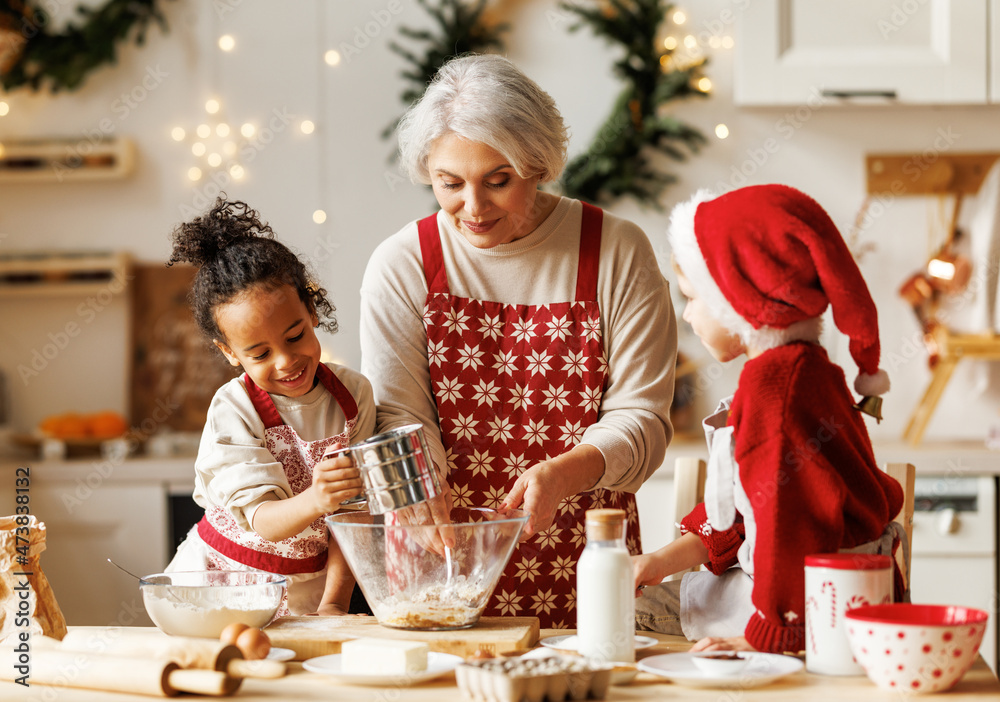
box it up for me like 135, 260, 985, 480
327, 507, 528, 630
139, 570, 286, 638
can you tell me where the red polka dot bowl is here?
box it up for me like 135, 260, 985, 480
844, 604, 988, 693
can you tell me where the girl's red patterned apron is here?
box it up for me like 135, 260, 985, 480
418, 204, 641, 629
195, 363, 358, 615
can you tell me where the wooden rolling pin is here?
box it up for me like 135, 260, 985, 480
58, 629, 286, 678
0, 648, 241, 697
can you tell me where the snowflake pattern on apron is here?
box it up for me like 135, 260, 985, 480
418, 204, 641, 628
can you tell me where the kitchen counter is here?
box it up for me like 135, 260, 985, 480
2, 629, 998, 701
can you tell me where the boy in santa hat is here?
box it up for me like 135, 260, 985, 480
633, 184, 907, 654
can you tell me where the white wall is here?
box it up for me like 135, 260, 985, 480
2, 0, 999, 444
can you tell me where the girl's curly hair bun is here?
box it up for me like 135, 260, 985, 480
166, 195, 338, 342
168, 197, 273, 267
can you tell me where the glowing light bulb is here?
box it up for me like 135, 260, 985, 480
672, 11, 686, 24
188, 167, 203, 181
223, 141, 237, 156
207, 153, 222, 168
218, 34, 235, 52
684, 35, 697, 49
300, 120, 315, 135
697, 77, 712, 92
216, 123, 231, 137
171, 127, 186, 141
192, 142, 206, 157
230, 164, 245, 179
324, 49, 341, 66
663, 36, 677, 51
241, 123, 256, 138
196, 124, 211, 139
715, 124, 730, 139
205, 99, 220, 114
659, 55, 671, 68
722, 36, 735, 49
0, 101, 9, 117
708, 36, 722, 49
313, 210, 327, 224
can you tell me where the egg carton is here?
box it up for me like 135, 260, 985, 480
456, 655, 611, 702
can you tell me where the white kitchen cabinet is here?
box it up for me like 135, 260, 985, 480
735, 0, 993, 105
0, 457, 196, 628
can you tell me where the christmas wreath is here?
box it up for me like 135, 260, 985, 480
386, 0, 708, 209
0, 0, 172, 93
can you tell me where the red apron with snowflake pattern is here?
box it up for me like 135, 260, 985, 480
195, 364, 358, 613
418, 204, 641, 629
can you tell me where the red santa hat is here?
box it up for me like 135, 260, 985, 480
668, 184, 890, 398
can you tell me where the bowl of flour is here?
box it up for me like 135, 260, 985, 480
139, 570, 286, 638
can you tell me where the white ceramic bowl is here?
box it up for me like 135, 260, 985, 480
689, 651, 750, 675
140, 570, 286, 638
845, 603, 988, 693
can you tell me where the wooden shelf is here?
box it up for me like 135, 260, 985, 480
0, 137, 135, 183
0, 251, 131, 297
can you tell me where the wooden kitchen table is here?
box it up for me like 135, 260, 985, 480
2, 629, 998, 700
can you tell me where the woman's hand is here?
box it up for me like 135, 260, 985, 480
501, 445, 604, 540
689, 636, 756, 653
312, 443, 364, 513
392, 476, 455, 556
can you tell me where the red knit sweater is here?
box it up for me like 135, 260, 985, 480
680, 342, 903, 653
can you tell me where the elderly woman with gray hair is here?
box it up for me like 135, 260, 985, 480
360, 54, 677, 628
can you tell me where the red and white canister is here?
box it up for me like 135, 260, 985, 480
805, 553, 893, 675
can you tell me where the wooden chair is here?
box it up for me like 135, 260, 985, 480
883, 462, 916, 593
669, 456, 706, 581
668, 457, 915, 589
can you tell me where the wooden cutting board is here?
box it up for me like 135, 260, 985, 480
264, 616, 539, 660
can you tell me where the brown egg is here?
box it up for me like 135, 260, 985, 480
220, 622, 250, 646
236, 627, 271, 660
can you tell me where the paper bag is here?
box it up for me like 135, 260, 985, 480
0, 515, 67, 642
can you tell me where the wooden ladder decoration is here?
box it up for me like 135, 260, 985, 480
866, 152, 1000, 445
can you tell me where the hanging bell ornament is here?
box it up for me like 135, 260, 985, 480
854, 395, 884, 423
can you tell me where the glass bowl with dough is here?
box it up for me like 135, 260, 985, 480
327, 506, 527, 630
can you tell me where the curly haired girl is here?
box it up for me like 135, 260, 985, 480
165, 197, 375, 616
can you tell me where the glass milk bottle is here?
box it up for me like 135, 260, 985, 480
576, 508, 635, 663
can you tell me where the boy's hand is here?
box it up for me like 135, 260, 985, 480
632, 552, 668, 596
312, 444, 363, 513
690, 636, 755, 653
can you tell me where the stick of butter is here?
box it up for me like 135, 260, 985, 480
340, 638, 429, 674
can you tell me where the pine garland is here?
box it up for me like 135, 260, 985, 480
0, 0, 172, 93
383, 0, 508, 140
558, 0, 708, 209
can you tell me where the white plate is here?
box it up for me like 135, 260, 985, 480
267, 647, 295, 662
302, 652, 463, 686
637, 652, 804, 689
538, 634, 659, 652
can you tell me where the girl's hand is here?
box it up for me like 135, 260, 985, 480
312, 444, 363, 513
689, 636, 756, 653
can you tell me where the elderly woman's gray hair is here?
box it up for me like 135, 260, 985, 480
396, 54, 569, 185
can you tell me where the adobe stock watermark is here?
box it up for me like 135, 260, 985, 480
60, 397, 180, 513
877, 0, 931, 39
55, 64, 169, 182
16, 269, 133, 386
178, 107, 293, 218
853, 125, 962, 232
337, 0, 404, 64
